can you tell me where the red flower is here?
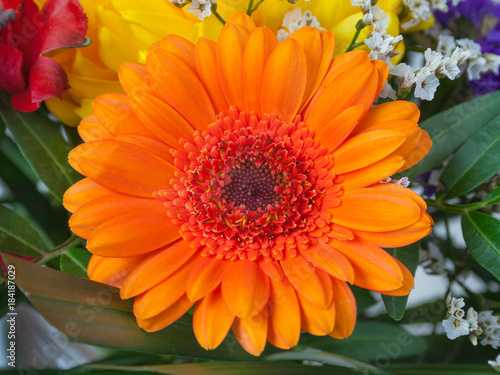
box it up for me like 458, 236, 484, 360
0, 0, 87, 111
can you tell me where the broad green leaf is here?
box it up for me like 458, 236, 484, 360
388, 364, 497, 374
406, 90, 500, 178
382, 242, 420, 321
266, 349, 387, 374
0, 205, 47, 257
0, 93, 80, 200
351, 286, 377, 312
462, 211, 500, 282
60, 247, 92, 278
440, 116, 500, 199
483, 186, 500, 206
299, 321, 427, 362
1, 254, 275, 361
86, 362, 360, 375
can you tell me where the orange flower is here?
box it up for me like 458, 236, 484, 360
64, 13, 432, 356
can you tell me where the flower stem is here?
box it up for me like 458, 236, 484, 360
425, 199, 486, 214
247, 0, 265, 16
346, 20, 364, 52
213, 10, 226, 25
36, 235, 83, 265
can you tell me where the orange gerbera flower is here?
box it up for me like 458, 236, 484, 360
64, 13, 433, 356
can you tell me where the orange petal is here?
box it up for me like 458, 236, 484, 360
121, 240, 198, 299
280, 254, 333, 308
63, 178, 113, 213
78, 115, 113, 142
304, 63, 378, 128
138, 294, 194, 332
92, 93, 156, 138
300, 29, 335, 112
232, 309, 268, 357
136, 254, 199, 319
299, 242, 354, 283
341, 155, 405, 190
73, 140, 176, 197
195, 38, 229, 115
353, 212, 432, 248
118, 62, 150, 94
289, 27, 322, 111
313, 105, 364, 152
159, 35, 196, 72
355, 101, 420, 135
193, 287, 235, 350
267, 278, 301, 349
322, 50, 371, 88
226, 12, 257, 33
70, 194, 164, 239
87, 253, 148, 288
372, 258, 415, 296
330, 237, 403, 291
328, 278, 356, 339
129, 90, 194, 149
396, 129, 432, 172
216, 23, 250, 111
372, 59, 389, 98
115, 134, 175, 164
241, 27, 278, 113
146, 45, 215, 131
332, 130, 406, 174
331, 187, 421, 232
352, 119, 419, 138
370, 182, 429, 212
222, 260, 271, 318
258, 258, 284, 281
260, 38, 307, 123
298, 292, 335, 336
186, 256, 228, 301
87, 206, 180, 257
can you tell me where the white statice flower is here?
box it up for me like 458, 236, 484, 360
277, 8, 323, 41
379, 81, 397, 100
477, 311, 500, 349
488, 354, 500, 372
437, 56, 461, 79
442, 315, 470, 340
424, 48, 444, 70
437, 35, 457, 55
391, 63, 417, 90
450, 47, 472, 66
484, 53, 500, 75
351, 0, 372, 13
430, 0, 449, 12
187, 0, 216, 20
456, 38, 482, 59
448, 296, 466, 315
467, 56, 489, 80
401, 0, 432, 30
169, 0, 188, 4
467, 307, 479, 332
414, 68, 439, 100
365, 32, 402, 63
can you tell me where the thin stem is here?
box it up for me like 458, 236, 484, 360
246, 0, 254, 14
405, 45, 426, 53
247, 0, 265, 16
36, 235, 83, 265
213, 10, 226, 25
425, 199, 484, 214
346, 23, 363, 52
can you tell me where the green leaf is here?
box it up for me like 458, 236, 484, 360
266, 349, 387, 374
405, 90, 500, 178
86, 362, 362, 375
60, 247, 92, 278
440, 116, 500, 199
0, 93, 80, 200
483, 186, 500, 206
299, 321, 427, 362
382, 242, 420, 321
1, 253, 276, 361
0, 205, 47, 257
462, 211, 500, 282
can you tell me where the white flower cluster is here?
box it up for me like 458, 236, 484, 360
401, 0, 467, 30
419, 242, 445, 274
442, 294, 500, 352
277, 7, 324, 42
168, 0, 216, 21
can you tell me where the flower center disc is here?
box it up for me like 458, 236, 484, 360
222, 160, 281, 212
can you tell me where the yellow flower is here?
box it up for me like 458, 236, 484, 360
40, 0, 432, 126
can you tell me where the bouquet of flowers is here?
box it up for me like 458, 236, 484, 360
1, 0, 500, 373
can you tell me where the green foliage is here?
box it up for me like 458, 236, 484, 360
60, 247, 92, 278
462, 211, 500, 282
